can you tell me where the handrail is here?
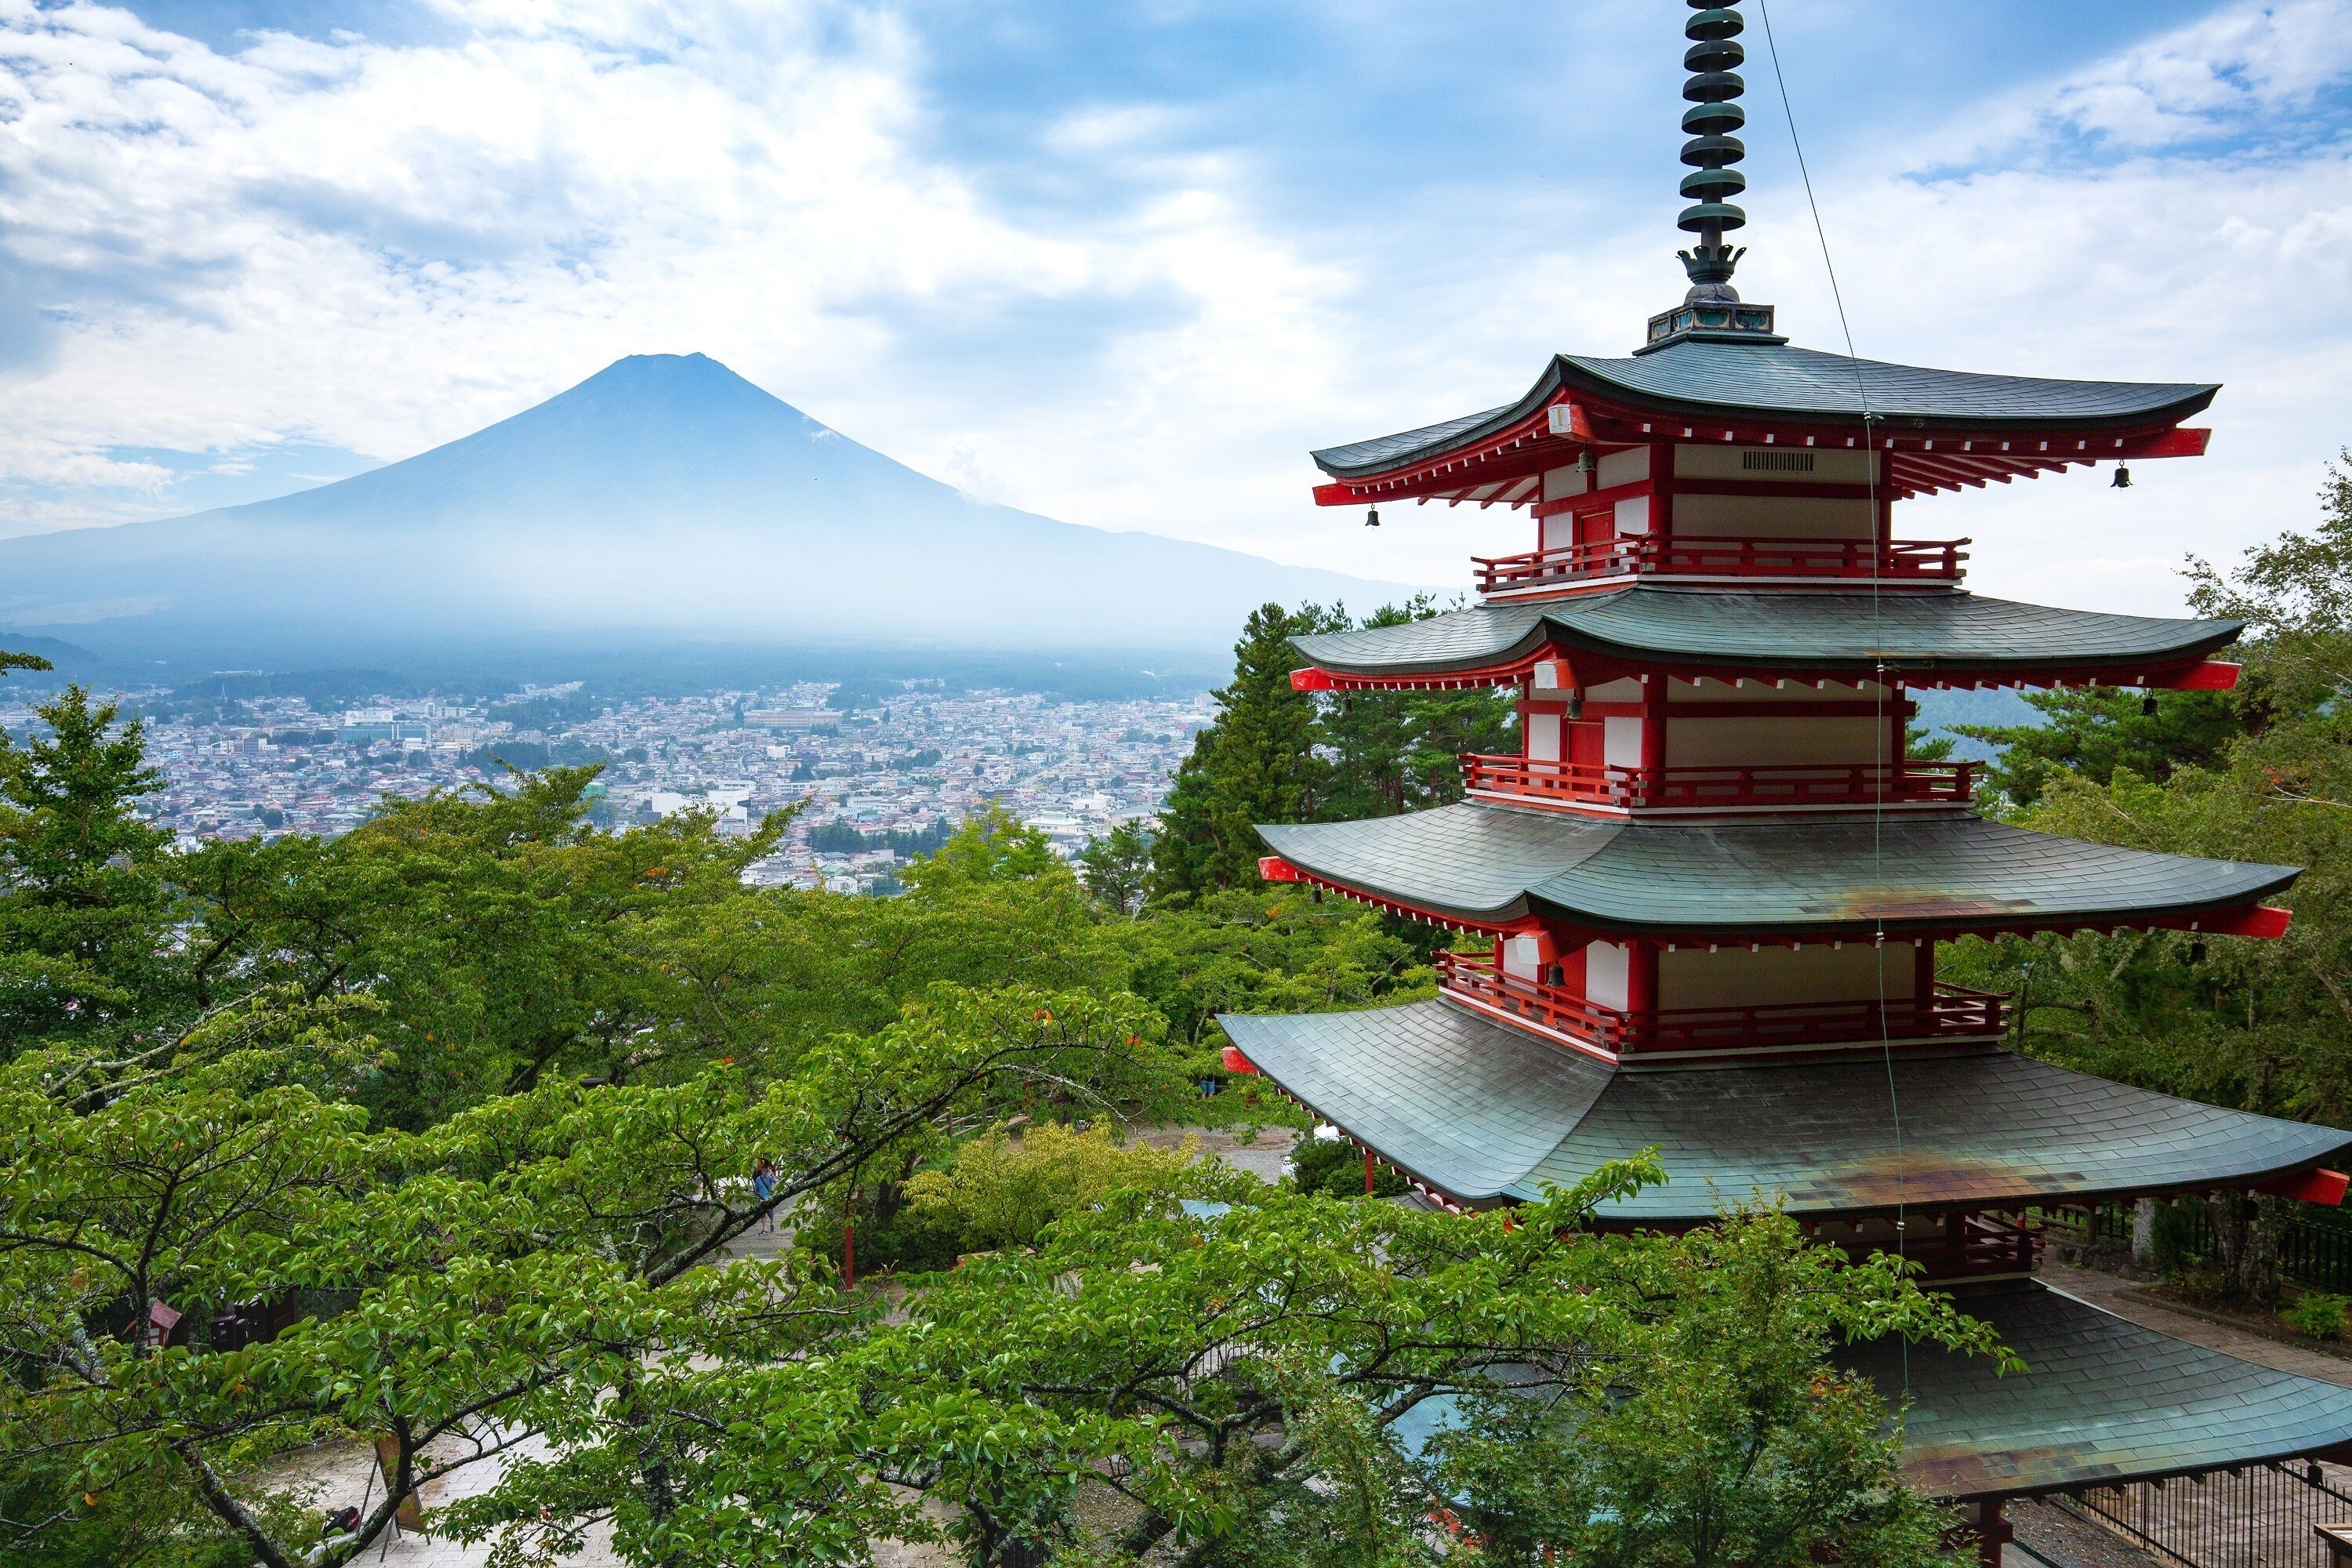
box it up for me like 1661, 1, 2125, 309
1437, 951, 2013, 1051
1472, 534, 1969, 594
1461, 754, 1978, 808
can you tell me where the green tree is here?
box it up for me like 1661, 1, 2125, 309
904, 1169, 1998, 1568
1076, 820, 1153, 915
175, 766, 792, 1125
0, 686, 183, 1057
1112, 886, 1429, 1055
0, 985, 1174, 1568
1151, 604, 1339, 902
1951, 687, 2241, 807
1317, 597, 1514, 822
899, 804, 1062, 894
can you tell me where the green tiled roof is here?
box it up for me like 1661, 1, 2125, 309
1312, 341, 2217, 479
1216, 1000, 2351, 1219
1287, 586, 2241, 682
1255, 807, 2295, 936
1848, 1282, 2352, 1498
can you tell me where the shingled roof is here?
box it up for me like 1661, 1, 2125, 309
1217, 1000, 2352, 1220
1287, 586, 2241, 685
1312, 340, 2218, 480
1849, 1283, 2352, 1498
1254, 807, 2294, 937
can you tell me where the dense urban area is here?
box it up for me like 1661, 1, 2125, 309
0, 680, 1206, 894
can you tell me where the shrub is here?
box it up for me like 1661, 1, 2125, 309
2285, 1291, 2351, 1341
902, 1121, 1200, 1254
1287, 1131, 1408, 1199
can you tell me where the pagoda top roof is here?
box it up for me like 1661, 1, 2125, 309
1313, 339, 2218, 484
1287, 586, 2241, 689
1849, 1282, 2352, 1498
1256, 806, 2293, 940
1217, 1000, 2351, 1221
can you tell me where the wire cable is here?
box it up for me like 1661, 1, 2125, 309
1755, 0, 1910, 1392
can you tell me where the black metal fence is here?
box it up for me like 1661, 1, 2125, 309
2054, 1460, 2352, 1568
2039, 1203, 2352, 1298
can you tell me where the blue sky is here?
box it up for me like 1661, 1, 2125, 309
2, 0, 2350, 613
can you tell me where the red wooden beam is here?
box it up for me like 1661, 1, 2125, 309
2122, 426, 2212, 459
1290, 667, 1340, 691
1257, 855, 1305, 884
1221, 1045, 1259, 1076
2160, 659, 2241, 691
2186, 904, 2293, 938
2256, 1167, 2349, 1206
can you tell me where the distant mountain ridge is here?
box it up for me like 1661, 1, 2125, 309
0, 354, 1413, 659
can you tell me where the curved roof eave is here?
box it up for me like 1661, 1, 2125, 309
1219, 1000, 2352, 1220
1254, 808, 2302, 939
1287, 592, 2247, 684
1311, 345, 2221, 481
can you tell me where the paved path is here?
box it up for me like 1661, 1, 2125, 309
1134, 1123, 1298, 1185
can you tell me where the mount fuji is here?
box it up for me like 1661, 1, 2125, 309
0, 354, 1413, 662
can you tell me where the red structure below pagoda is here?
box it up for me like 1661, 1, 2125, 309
1216, 5, 2352, 1563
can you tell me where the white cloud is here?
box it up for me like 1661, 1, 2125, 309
2043, 0, 2352, 148
1, 0, 2350, 618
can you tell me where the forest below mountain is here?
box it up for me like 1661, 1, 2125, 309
5, 458, 2352, 1568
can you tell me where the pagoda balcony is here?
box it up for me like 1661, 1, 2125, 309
1819, 1214, 2038, 1281
1436, 950, 2013, 1054
1461, 753, 1979, 811
1472, 534, 1968, 595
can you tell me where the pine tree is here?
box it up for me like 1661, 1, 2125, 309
1150, 603, 1335, 901
1076, 820, 1153, 915
0, 684, 183, 1054
1317, 598, 1515, 822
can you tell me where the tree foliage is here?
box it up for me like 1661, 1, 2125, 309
0, 636, 2003, 1568
1149, 601, 1513, 904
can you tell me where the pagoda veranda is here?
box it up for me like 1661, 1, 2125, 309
1203, 1, 2352, 1552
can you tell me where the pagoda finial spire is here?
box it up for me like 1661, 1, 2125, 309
1678, 3, 1748, 298
1640, 4, 1784, 353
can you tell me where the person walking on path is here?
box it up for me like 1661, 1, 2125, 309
751, 1157, 777, 1229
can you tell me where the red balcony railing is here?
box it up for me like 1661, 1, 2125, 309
1472, 534, 1967, 594
1461, 754, 1978, 809
1882, 1214, 2039, 1280
1436, 950, 2013, 1053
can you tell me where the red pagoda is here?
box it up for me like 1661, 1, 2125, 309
1218, 6, 2352, 1560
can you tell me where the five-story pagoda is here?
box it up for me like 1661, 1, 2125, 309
1219, 5, 2352, 1559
